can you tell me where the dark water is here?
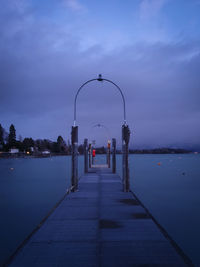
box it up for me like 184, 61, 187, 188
117, 154, 200, 265
0, 156, 83, 265
0, 154, 200, 265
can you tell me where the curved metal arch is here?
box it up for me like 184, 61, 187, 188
73, 74, 127, 126
91, 123, 111, 141
92, 123, 110, 133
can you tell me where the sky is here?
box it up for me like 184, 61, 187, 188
0, 0, 200, 149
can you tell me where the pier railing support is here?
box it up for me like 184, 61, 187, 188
71, 126, 78, 191
84, 138, 88, 173
122, 124, 130, 192
92, 148, 94, 165
112, 138, 116, 173
88, 143, 92, 168
107, 141, 111, 168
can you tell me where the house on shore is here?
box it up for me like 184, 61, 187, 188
10, 148, 19, 154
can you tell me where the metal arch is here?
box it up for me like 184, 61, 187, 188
91, 123, 111, 140
102, 78, 126, 125
74, 78, 97, 126
92, 123, 110, 133
73, 75, 127, 126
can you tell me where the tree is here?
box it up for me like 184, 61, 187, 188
35, 139, 52, 152
8, 124, 16, 148
18, 135, 23, 142
78, 144, 84, 154
23, 138, 35, 152
0, 124, 4, 145
0, 124, 5, 151
57, 135, 66, 153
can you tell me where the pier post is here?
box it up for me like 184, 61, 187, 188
92, 148, 94, 165
71, 126, 78, 191
107, 140, 111, 168
112, 138, 116, 173
88, 143, 92, 168
84, 138, 88, 173
122, 124, 130, 192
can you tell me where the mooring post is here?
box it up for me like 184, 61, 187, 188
112, 138, 116, 173
107, 140, 111, 168
122, 124, 130, 192
71, 126, 78, 191
92, 148, 94, 165
88, 143, 92, 168
84, 138, 88, 173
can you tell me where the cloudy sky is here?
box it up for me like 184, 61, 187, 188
1, 0, 200, 148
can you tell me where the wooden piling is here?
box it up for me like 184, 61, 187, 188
88, 143, 92, 168
112, 138, 116, 173
122, 124, 130, 192
71, 126, 78, 191
107, 141, 111, 168
92, 148, 94, 165
84, 139, 88, 173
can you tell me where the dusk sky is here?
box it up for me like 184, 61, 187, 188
1, 0, 200, 148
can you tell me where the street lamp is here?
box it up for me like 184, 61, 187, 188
73, 74, 127, 126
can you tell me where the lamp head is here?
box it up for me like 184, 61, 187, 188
97, 74, 103, 81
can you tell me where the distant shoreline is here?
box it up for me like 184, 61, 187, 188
129, 148, 193, 154
0, 148, 197, 159
0, 152, 69, 159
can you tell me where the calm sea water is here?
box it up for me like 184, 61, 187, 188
117, 154, 200, 265
0, 154, 200, 265
0, 156, 83, 265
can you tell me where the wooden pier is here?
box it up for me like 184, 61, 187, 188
9, 166, 192, 266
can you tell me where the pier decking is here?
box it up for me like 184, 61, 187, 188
9, 166, 191, 266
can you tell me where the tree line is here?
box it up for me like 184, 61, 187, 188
0, 123, 109, 155
0, 123, 71, 154
1, 123, 188, 155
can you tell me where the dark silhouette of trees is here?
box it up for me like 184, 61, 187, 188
0, 123, 72, 154
0, 124, 5, 150
0, 124, 4, 143
51, 136, 68, 153
23, 138, 35, 152
35, 139, 52, 152
95, 146, 106, 154
78, 144, 84, 154
57, 135, 66, 153
8, 124, 16, 148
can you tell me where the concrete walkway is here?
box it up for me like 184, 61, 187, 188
9, 167, 191, 266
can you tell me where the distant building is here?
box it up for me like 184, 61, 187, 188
42, 150, 50, 155
10, 148, 19, 154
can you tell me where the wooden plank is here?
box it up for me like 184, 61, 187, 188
91, 164, 108, 168
9, 167, 192, 266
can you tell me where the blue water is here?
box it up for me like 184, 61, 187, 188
117, 154, 200, 265
0, 156, 84, 265
0, 154, 200, 265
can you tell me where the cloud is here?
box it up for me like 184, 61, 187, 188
62, 0, 86, 11
2, 37, 200, 145
1, 0, 29, 13
136, 0, 171, 43
0, 0, 200, 147
139, 0, 168, 20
